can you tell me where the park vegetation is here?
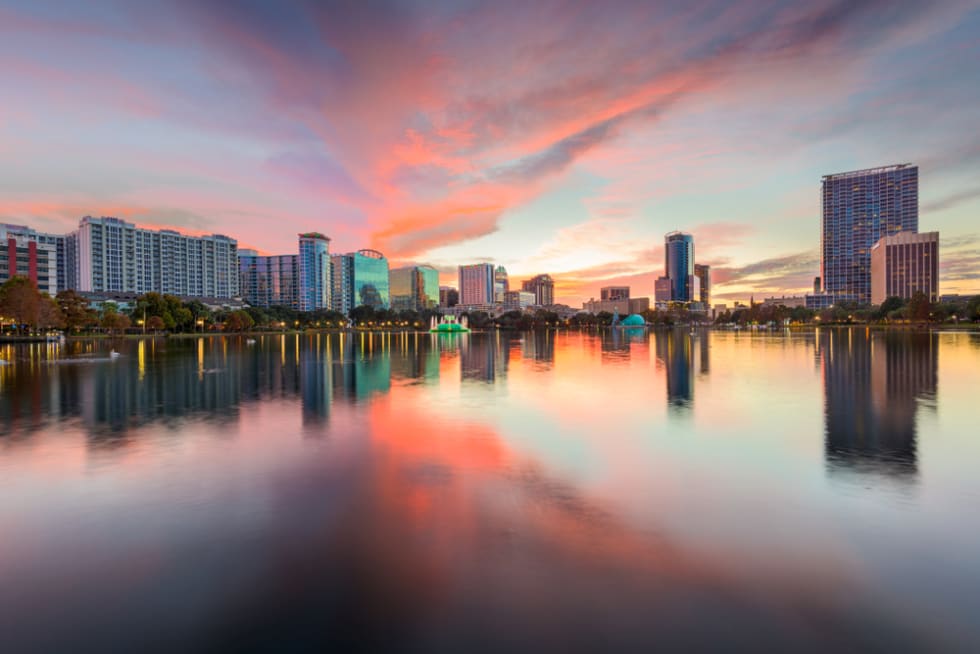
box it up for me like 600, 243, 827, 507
2, 275, 978, 338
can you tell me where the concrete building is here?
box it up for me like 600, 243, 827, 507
297, 233, 331, 312
654, 276, 672, 303
762, 296, 807, 308
1, 224, 59, 296
503, 290, 536, 311
601, 286, 630, 301
870, 231, 939, 305
459, 263, 495, 306
73, 216, 238, 298
694, 264, 711, 306
521, 274, 555, 306
332, 249, 390, 314
583, 297, 650, 315
821, 164, 918, 304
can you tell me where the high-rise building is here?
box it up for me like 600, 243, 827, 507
813, 277, 821, 294
297, 233, 331, 312
1, 224, 59, 296
73, 216, 239, 297
654, 276, 672, 303
390, 265, 440, 312
494, 266, 509, 303
821, 164, 918, 304
439, 286, 459, 308
601, 286, 630, 301
870, 231, 939, 305
694, 264, 711, 306
458, 263, 495, 306
238, 250, 299, 308
664, 231, 695, 302
503, 290, 536, 311
331, 249, 390, 314
521, 274, 555, 306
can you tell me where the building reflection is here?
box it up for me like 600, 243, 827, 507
655, 330, 694, 408
460, 333, 509, 383
521, 330, 555, 366
819, 329, 936, 480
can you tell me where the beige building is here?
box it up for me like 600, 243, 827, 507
870, 231, 938, 305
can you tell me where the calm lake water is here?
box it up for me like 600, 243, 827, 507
1, 329, 979, 652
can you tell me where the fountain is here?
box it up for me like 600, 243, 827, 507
429, 314, 471, 333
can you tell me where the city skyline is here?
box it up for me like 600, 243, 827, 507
1, 2, 979, 305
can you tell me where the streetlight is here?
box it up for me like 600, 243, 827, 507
196, 318, 204, 333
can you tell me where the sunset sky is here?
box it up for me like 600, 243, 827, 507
1, 0, 978, 304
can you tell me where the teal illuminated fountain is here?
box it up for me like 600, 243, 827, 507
430, 315, 470, 333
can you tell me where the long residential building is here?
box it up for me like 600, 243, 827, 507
1, 224, 59, 296
821, 164, 918, 304
73, 216, 239, 298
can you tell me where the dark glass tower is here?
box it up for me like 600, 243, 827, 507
821, 164, 918, 305
664, 231, 694, 302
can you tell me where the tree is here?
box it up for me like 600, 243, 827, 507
38, 297, 65, 330
908, 291, 933, 322
224, 310, 255, 332
57, 290, 98, 332
146, 315, 166, 333
0, 276, 43, 334
349, 305, 377, 326
100, 306, 131, 335
876, 296, 906, 321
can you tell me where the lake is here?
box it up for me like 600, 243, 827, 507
1, 329, 979, 652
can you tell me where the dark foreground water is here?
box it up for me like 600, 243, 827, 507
1, 329, 979, 653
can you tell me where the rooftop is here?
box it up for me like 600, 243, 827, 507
822, 163, 915, 181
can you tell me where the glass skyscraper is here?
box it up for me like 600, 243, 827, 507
331, 249, 390, 314
390, 265, 439, 312
297, 232, 331, 312
238, 250, 298, 308
821, 164, 918, 305
664, 231, 694, 302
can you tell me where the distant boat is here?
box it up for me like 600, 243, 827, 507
246, 338, 256, 345
109, 350, 121, 359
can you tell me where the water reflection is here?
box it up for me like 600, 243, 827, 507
819, 329, 937, 481
1, 330, 979, 652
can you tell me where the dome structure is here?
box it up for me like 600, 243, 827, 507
620, 314, 646, 327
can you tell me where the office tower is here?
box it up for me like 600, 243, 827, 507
0, 224, 59, 296
458, 263, 495, 306
503, 290, 536, 311
494, 266, 509, 303
654, 276, 672, 303
822, 164, 918, 304
813, 277, 821, 294
870, 231, 939, 305
601, 286, 630, 301
664, 231, 695, 302
297, 232, 331, 312
439, 286, 459, 308
73, 216, 238, 297
238, 250, 299, 308
390, 265, 440, 312
694, 264, 711, 306
331, 249, 390, 314
521, 274, 555, 306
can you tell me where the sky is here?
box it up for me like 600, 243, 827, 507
1, 0, 979, 304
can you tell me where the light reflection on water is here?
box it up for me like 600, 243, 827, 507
1, 329, 979, 652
